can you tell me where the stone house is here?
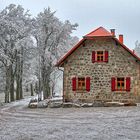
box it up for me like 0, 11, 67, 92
56, 27, 140, 103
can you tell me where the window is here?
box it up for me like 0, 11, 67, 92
92, 50, 108, 63
97, 51, 104, 61
117, 78, 125, 90
78, 78, 85, 90
72, 77, 90, 92
111, 77, 130, 92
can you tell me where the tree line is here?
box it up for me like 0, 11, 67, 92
0, 4, 78, 103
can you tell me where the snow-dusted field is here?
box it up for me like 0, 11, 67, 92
0, 99, 140, 140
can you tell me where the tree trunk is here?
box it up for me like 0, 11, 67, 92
41, 54, 51, 99
30, 83, 34, 96
9, 65, 14, 102
16, 50, 20, 100
5, 67, 10, 103
35, 82, 38, 94
25, 85, 29, 92
16, 79, 20, 100
19, 47, 23, 99
42, 73, 50, 99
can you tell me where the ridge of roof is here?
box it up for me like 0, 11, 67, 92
85, 26, 113, 37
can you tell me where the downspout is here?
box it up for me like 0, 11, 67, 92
57, 67, 64, 102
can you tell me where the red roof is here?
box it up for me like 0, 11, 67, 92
85, 26, 113, 37
56, 27, 140, 67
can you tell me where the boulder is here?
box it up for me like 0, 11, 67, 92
50, 97, 63, 102
93, 101, 104, 107
49, 102, 62, 108
104, 102, 124, 107
81, 103, 93, 107
28, 102, 38, 108
28, 98, 38, 108
124, 102, 137, 106
72, 103, 81, 108
37, 100, 48, 108
136, 103, 140, 106
62, 102, 73, 108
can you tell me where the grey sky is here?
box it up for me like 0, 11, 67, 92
1, 0, 140, 49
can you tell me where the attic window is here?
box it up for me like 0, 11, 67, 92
97, 51, 104, 61
92, 51, 108, 63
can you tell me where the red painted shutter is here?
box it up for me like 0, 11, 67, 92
86, 77, 90, 92
126, 77, 130, 91
92, 51, 96, 63
104, 51, 108, 62
72, 77, 76, 91
111, 77, 116, 91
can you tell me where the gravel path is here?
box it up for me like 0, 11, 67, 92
0, 99, 140, 140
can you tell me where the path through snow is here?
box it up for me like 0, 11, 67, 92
0, 98, 140, 140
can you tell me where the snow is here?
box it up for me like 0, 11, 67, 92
0, 98, 140, 140
1, 97, 31, 111
50, 96, 63, 101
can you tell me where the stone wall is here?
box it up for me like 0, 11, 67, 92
63, 38, 140, 103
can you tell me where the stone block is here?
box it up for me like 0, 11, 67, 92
81, 103, 93, 107
62, 102, 73, 108
49, 102, 63, 108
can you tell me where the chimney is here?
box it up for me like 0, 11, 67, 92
110, 29, 115, 36
119, 34, 123, 44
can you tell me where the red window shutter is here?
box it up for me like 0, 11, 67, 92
72, 77, 76, 91
126, 77, 131, 91
104, 51, 108, 62
111, 77, 116, 91
92, 51, 96, 63
86, 77, 90, 92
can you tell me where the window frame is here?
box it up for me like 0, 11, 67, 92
92, 50, 108, 63
96, 51, 104, 62
77, 77, 86, 91
116, 77, 126, 91
72, 76, 91, 92
111, 77, 131, 92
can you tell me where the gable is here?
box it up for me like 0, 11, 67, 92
56, 27, 140, 67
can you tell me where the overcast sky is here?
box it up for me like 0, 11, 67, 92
1, 0, 140, 49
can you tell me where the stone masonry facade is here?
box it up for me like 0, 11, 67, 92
63, 38, 140, 103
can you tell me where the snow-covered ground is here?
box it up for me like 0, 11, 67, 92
0, 98, 140, 140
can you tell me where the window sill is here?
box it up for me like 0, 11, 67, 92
113, 90, 130, 93
75, 90, 87, 93
115, 89, 126, 91
94, 61, 108, 63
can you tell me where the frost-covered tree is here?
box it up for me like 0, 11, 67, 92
0, 4, 79, 103
33, 8, 78, 99
0, 4, 33, 102
134, 40, 140, 57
